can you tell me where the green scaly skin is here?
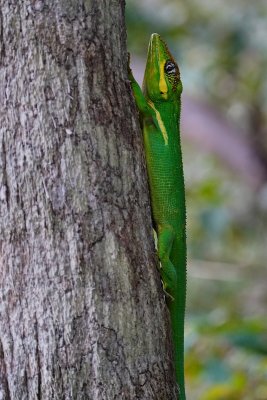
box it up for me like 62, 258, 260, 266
128, 33, 186, 399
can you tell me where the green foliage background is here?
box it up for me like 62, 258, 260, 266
127, 1, 267, 398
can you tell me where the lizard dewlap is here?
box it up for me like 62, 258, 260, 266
128, 33, 187, 399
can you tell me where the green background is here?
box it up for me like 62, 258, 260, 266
127, 1, 267, 399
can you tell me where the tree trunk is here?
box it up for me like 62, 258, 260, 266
0, 1, 177, 399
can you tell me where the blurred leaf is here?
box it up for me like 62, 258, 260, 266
227, 332, 267, 355
200, 373, 246, 400
204, 358, 231, 383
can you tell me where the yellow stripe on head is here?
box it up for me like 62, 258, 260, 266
159, 59, 168, 99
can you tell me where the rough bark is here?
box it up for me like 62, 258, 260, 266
0, 1, 177, 399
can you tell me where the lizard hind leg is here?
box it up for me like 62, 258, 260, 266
157, 225, 177, 300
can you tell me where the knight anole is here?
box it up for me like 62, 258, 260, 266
128, 34, 187, 399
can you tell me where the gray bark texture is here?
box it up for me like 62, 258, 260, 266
0, 1, 177, 399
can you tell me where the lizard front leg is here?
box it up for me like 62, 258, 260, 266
128, 55, 160, 131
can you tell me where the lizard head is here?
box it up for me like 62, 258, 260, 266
142, 33, 182, 102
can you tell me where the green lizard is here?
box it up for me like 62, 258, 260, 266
128, 33, 186, 399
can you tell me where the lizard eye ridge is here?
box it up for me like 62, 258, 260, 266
164, 60, 176, 75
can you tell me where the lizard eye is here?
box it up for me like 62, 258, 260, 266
164, 61, 176, 75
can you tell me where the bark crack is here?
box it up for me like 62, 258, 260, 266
34, 316, 42, 400
0, 338, 11, 400
1, 138, 10, 209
